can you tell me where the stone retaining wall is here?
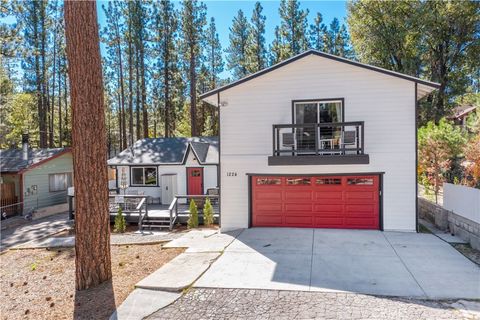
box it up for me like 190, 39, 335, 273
419, 197, 480, 250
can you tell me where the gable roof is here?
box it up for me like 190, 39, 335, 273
107, 137, 218, 166
200, 49, 440, 101
0, 148, 70, 173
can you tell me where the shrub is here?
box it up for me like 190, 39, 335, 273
187, 199, 198, 229
418, 119, 466, 203
114, 207, 126, 233
203, 198, 214, 227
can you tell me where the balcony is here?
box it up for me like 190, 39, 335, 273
268, 121, 369, 166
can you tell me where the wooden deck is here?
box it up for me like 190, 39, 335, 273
109, 204, 220, 221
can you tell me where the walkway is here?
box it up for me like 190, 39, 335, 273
0, 213, 71, 251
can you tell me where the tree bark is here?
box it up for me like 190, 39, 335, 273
64, 0, 112, 291
189, 50, 197, 137
127, 27, 134, 146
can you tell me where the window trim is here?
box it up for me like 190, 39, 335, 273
292, 98, 345, 125
48, 172, 73, 192
130, 166, 159, 187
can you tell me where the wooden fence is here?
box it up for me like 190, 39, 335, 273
1, 183, 21, 217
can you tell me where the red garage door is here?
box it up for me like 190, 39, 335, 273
252, 175, 380, 229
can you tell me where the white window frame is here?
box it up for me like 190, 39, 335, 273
130, 166, 158, 186
49, 172, 73, 192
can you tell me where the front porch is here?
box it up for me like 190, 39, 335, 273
110, 202, 220, 229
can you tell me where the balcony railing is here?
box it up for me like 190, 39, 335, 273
269, 121, 368, 165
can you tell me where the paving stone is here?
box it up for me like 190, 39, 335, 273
147, 288, 470, 320
136, 252, 220, 291
110, 289, 180, 320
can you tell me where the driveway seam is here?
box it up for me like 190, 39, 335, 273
308, 229, 315, 290
382, 232, 429, 298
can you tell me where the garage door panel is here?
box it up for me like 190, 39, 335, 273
252, 175, 380, 229
345, 191, 375, 201
285, 216, 313, 226
314, 217, 345, 228
344, 217, 378, 229
313, 204, 344, 214
254, 215, 283, 226
285, 203, 312, 212
313, 191, 343, 201
284, 190, 312, 201
254, 203, 283, 213
254, 190, 282, 201
345, 204, 376, 214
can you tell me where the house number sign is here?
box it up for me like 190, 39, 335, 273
226, 172, 237, 177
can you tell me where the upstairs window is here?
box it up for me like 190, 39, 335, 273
131, 167, 157, 186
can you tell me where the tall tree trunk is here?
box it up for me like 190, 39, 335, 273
64, 0, 112, 290
113, 14, 127, 149
127, 29, 134, 145
141, 52, 148, 138
63, 70, 68, 143
135, 49, 141, 140
163, 32, 170, 138
189, 50, 197, 137
34, 1, 47, 148
51, 24, 57, 147
58, 58, 62, 147
116, 90, 123, 150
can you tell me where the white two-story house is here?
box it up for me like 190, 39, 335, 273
201, 50, 439, 232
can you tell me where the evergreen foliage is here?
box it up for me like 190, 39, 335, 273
203, 198, 214, 227
114, 206, 127, 233
187, 199, 199, 229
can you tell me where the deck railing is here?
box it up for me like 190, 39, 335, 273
272, 121, 365, 156
169, 194, 220, 230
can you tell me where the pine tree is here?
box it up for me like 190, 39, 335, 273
246, 2, 267, 73
187, 199, 199, 228
203, 17, 223, 135
278, 0, 309, 58
269, 26, 287, 65
309, 12, 327, 51
18, 0, 50, 147
153, 0, 179, 138
102, 1, 127, 150
205, 17, 223, 89
180, 0, 207, 137
64, 0, 112, 290
226, 9, 250, 79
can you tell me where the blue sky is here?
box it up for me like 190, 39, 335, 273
97, 1, 348, 50
96, 0, 348, 77
3, 1, 347, 79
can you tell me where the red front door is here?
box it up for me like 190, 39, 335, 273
187, 167, 203, 195
252, 175, 380, 229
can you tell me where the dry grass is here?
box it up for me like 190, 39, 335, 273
0, 244, 183, 320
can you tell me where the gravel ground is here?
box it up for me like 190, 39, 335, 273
0, 244, 183, 320
148, 288, 475, 320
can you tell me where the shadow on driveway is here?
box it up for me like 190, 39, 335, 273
195, 228, 480, 299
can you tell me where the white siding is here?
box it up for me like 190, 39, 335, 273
115, 149, 218, 202
216, 54, 416, 231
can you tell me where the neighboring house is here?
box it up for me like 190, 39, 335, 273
0, 136, 73, 217
107, 137, 219, 205
201, 49, 439, 232
447, 105, 477, 127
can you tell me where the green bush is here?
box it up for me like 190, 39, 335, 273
187, 199, 198, 229
114, 207, 126, 233
203, 198, 214, 227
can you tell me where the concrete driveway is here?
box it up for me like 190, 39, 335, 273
195, 228, 480, 299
